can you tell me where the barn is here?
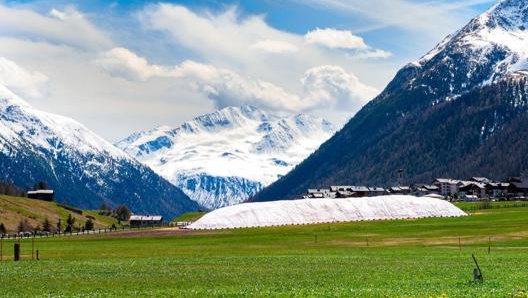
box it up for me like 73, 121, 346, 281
129, 215, 163, 227
27, 189, 55, 201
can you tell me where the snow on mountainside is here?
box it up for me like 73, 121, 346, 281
391, 0, 528, 103
0, 83, 199, 218
116, 105, 335, 209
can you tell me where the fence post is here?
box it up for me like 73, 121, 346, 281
14, 243, 20, 261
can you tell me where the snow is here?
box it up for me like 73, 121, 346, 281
187, 195, 467, 230
117, 105, 336, 209
0, 83, 128, 159
415, 0, 528, 82
118, 107, 334, 185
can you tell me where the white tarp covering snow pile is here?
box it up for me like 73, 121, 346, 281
187, 195, 467, 230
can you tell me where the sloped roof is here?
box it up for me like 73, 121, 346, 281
188, 195, 467, 230
129, 215, 163, 221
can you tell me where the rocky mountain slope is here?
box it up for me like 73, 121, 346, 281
0, 84, 199, 218
252, 0, 528, 201
116, 106, 335, 209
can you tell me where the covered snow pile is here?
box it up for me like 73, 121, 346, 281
187, 195, 467, 230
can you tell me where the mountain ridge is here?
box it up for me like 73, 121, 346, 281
117, 105, 335, 209
0, 83, 200, 218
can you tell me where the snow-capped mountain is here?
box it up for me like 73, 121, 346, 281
385, 0, 528, 103
0, 83, 199, 218
253, 0, 528, 202
116, 105, 335, 209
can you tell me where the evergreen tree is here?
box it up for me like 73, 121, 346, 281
84, 219, 94, 231
42, 218, 52, 232
34, 180, 49, 190
65, 214, 75, 233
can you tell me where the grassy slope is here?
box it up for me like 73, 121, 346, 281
0, 205, 528, 297
0, 195, 117, 232
172, 211, 207, 222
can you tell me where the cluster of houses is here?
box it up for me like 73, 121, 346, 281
305, 177, 528, 201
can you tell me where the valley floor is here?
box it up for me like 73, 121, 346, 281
1, 203, 528, 297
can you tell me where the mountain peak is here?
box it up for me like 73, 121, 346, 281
193, 105, 269, 130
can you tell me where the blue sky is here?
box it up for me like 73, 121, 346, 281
0, 0, 497, 140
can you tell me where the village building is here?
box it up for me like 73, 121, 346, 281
457, 181, 487, 200
368, 187, 388, 197
432, 179, 460, 197
412, 184, 440, 197
388, 186, 411, 195
485, 182, 510, 199
307, 188, 332, 199
506, 177, 528, 198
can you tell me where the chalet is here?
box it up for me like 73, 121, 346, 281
307, 189, 331, 199
485, 182, 509, 199
506, 177, 528, 198
368, 187, 387, 197
470, 177, 492, 184
458, 181, 486, 199
27, 189, 54, 202
412, 184, 440, 197
388, 186, 411, 195
129, 215, 163, 227
331, 186, 372, 198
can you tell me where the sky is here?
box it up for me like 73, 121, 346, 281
0, 0, 497, 141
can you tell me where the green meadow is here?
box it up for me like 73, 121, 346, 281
1, 203, 528, 298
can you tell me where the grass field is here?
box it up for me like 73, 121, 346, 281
1, 204, 528, 297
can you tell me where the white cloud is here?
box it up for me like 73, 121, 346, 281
305, 28, 367, 50
0, 57, 48, 99
301, 65, 378, 112
95, 47, 379, 116
0, 5, 112, 51
249, 40, 299, 54
95, 47, 181, 81
352, 49, 393, 59
0, 2, 394, 140
138, 4, 394, 86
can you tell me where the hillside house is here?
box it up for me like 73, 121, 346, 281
27, 189, 54, 201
